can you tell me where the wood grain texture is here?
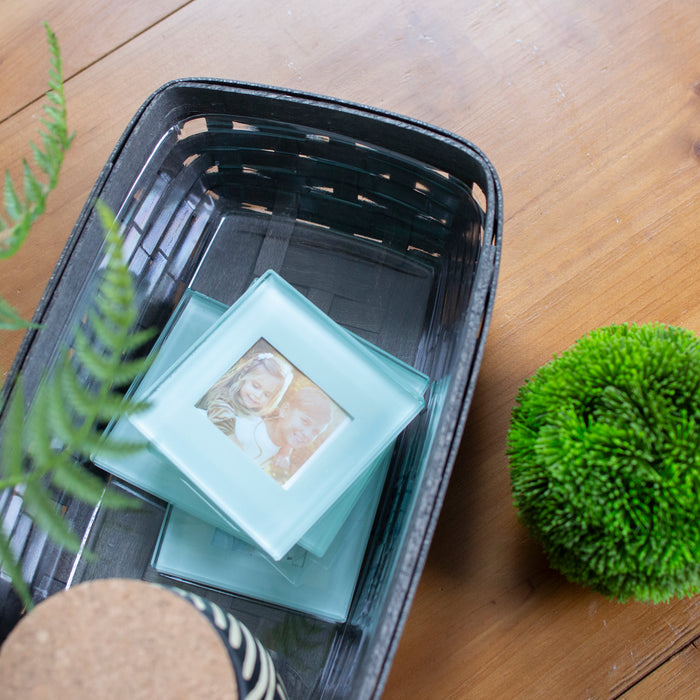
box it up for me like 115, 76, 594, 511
0, 0, 190, 121
620, 643, 700, 698
1, 0, 699, 697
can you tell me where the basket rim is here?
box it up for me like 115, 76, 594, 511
1, 78, 503, 700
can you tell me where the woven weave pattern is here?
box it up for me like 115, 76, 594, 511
0, 80, 501, 699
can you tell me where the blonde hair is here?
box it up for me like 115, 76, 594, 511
201, 352, 292, 417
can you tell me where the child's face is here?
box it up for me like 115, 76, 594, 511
278, 406, 326, 448
237, 368, 282, 412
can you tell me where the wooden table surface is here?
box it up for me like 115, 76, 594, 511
2, 1, 699, 697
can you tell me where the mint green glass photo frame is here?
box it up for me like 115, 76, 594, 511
93, 286, 428, 558
130, 270, 427, 559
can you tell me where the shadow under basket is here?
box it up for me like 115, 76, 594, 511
0, 80, 502, 698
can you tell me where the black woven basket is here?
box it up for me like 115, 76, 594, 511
0, 79, 502, 698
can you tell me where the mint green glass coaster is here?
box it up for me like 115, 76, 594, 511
95, 279, 428, 558
130, 271, 427, 559
153, 445, 392, 622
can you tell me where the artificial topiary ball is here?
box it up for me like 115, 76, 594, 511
507, 323, 700, 603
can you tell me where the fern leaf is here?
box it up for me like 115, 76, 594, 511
0, 529, 31, 610
1, 202, 154, 607
45, 89, 62, 106
42, 105, 63, 126
24, 380, 58, 476
37, 132, 60, 185
0, 22, 73, 261
101, 273, 135, 301
24, 378, 135, 509
0, 27, 154, 608
0, 295, 40, 331
3, 173, 24, 221
29, 141, 53, 180
71, 329, 121, 385
89, 434, 149, 460
84, 307, 123, 348
49, 453, 136, 509
106, 357, 153, 387
47, 355, 88, 440
21, 479, 83, 552
55, 354, 147, 426
45, 366, 84, 449
22, 160, 44, 204
0, 379, 27, 486
57, 357, 112, 420
114, 327, 155, 355
72, 331, 152, 389
93, 297, 138, 335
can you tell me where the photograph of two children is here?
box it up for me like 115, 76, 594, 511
196, 338, 350, 488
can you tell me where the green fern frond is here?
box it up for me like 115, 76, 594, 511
21, 479, 85, 553
55, 358, 148, 424
0, 386, 32, 605
0, 24, 151, 612
0, 22, 73, 256
72, 328, 151, 386
0, 296, 41, 330
0, 384, 85, 558
0, 204, 154, 609
0, 526, 30, 611
49, 454, 135, 511
21, 384, 58, 480
0, 378, 27, 485
0, 22, 74, 330
3, 173, 23, 221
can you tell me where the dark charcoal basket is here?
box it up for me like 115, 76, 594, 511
0, 79, 502, 698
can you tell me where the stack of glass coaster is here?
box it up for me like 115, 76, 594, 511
94, 270, 428, 622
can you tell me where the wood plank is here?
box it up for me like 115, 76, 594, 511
621, 643, 700, 699
0, 0, 190, 122
1, 1, 699, 697
383, 395, 700, 698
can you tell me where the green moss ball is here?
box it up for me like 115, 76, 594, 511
507, 323, 700, 602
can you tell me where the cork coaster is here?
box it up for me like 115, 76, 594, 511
0, 579, 239, 700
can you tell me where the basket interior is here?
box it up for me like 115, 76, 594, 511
1, 89, 494, 699
115, 113, 483, 363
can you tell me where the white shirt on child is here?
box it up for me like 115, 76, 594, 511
232, 414, 279, 464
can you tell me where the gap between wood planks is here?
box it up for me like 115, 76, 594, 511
0, 0, 196, 128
